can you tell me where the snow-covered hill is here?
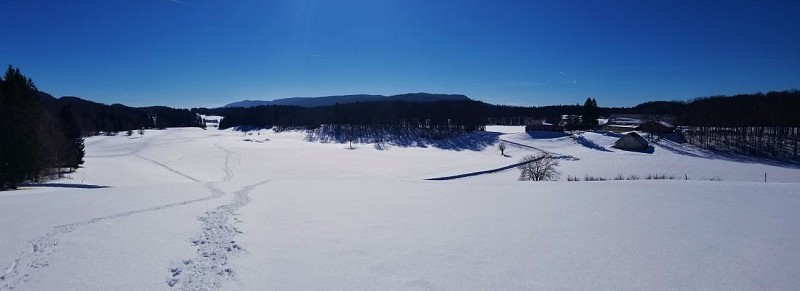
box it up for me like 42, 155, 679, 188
1, 127, 798, 290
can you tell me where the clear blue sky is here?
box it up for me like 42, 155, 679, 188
2, 0, 799, 108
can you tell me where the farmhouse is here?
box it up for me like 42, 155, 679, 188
614, 132, 649, 150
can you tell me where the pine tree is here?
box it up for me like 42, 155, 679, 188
0, 66, 43, 189
581, 97, 599, 130
59, 105, 85, 169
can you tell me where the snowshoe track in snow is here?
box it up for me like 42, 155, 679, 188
1, 150, 229, 290
215, 144, 234, 182
0, 182, 226, 290
136, 154, 202, 183
166, 180, 269, 290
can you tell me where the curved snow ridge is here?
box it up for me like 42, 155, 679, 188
425, 157, 545, 181
0, 182, 226, 291
166, 180, 269, 290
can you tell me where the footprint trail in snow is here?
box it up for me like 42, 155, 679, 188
166, 180, 269, 290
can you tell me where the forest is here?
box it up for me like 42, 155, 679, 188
1, 66, 84, 189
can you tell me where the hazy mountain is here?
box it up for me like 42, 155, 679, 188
223, 93, 472, 108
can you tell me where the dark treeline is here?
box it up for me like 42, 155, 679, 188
200, 100, 488, 140
205, 90, 799, 130
39, 95, 205, 135
41, 94, 152, 135
1, 66, 85, 189
485, 102, 625, 126
139, 106, 205, 129
677, 90, 800, 160
623, 90, 800, 126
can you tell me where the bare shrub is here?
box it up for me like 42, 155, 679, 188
613, 174, 626, 180
626, 175, 640, 180
518, 154, 560, 181
498, 142, 507, 156
567, 176, 581, 181
645, 173, 675, 180
584, 175, 607, 181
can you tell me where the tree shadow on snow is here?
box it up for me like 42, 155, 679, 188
573, 135, 613, 152
526, 131, 569, 139
656, 140, 800, 169
612, 145, 655, 154
306, 127, 501, 151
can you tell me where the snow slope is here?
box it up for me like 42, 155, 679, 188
1, 126, 799, 290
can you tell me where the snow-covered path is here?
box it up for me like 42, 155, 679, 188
1, 127, 799, 290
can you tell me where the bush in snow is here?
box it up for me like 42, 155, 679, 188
584, 175, 607, 181
498, 141, 507, 156
518, 154, 560, 181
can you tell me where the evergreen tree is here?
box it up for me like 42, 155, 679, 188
59, 105, 85, 168
0, 66, 43, 189
581, 97, 599, 130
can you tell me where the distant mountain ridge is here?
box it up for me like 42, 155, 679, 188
223, 93, 472, 108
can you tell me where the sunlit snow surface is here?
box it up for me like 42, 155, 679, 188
1, 126, 799, 290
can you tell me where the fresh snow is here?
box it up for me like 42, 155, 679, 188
1, 126, 799, 290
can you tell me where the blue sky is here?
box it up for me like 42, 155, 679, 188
1, 0, 798, 108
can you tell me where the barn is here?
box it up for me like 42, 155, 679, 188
614, 132, 649, 150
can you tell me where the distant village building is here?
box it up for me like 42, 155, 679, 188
525, 118, 565, 132
614, 132, 649, 150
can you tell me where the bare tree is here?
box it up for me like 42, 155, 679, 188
498, 141, 507, 156
518, 153, 561, 181
138, 128, 145, 136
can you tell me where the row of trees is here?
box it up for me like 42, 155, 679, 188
676, 91, 800, 160
205, 100, 488, 139
42, 100, 206, 135
1, 66, 85, 189
41, 95, 152, 135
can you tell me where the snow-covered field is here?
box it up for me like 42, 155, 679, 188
2, 126, 799, 290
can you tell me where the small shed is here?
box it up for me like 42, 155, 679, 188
614, 132, 649, 150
